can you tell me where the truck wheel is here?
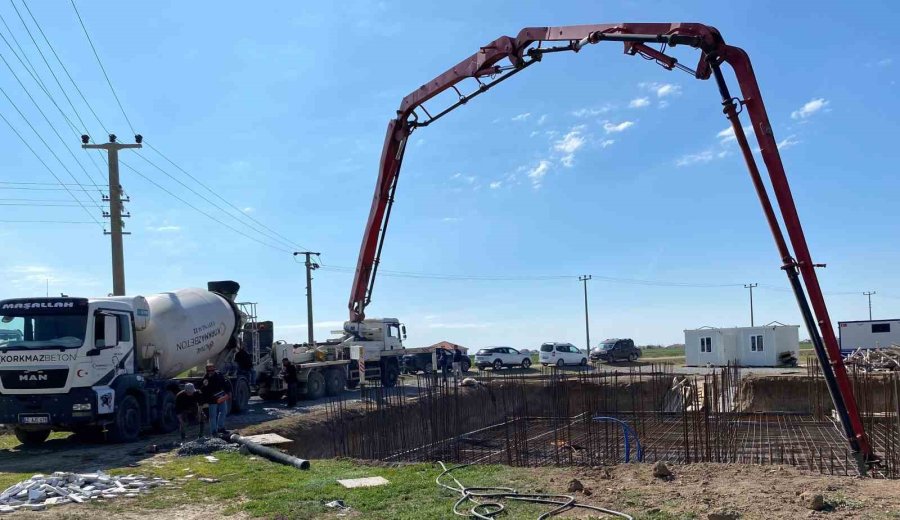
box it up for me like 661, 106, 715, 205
230, 379, 251, 413
381, 362, 400, 388
153, 391, 178, 433
14, 428, 50, 447
305, 371, 326, 400
324, 368, 346, 396
107, 395, 141, 443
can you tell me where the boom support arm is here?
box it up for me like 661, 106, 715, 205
348, 22, 876, 467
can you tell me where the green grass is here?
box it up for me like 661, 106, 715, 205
640, 346, 685, 359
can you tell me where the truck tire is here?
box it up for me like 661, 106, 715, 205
107, 394, 141, 443
381, 361, 400, 388
461, 359, 471, 373
153, 391, 178, 433
230, 378, 251, 413
305, 371, 326, 400
324, 368, 346, 397
14, 428, 50, 447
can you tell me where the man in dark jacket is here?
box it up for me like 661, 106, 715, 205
200, 362, 229, 435
282, 358, 299, 407
175, 383, 201, 441
234, 345, 255, 386
452, 347, 464, 382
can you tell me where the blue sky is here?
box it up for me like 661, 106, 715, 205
0, 1, 898, 349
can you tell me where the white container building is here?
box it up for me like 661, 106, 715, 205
838, 319, 900, 352
684, 324, 800, 367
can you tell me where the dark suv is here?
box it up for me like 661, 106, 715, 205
591, 338, 641, 363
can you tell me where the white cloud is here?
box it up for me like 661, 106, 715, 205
537, 114, 547, 125
441, 217, 461, 222
7, 265, 100, 293
529, 131, 540, 138
527, 160, 552, 188
716, 124, 753, 143
603, 121, 635, 134
600, 139, 615, 148
791, 98, 829, 119
242, 207, 254, 213
628, 97, 650, 108
511, 112, 531, 122
777, 135, 800, 150
640, 82, 681, 98
489, 181, 502, 189
572, 105, 613, 118
148, 225, 181, 232
676, 150, 715, 167
451, 173, 476, 184
553, 129, 586, 154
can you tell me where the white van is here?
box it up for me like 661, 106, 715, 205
539, 342, 588, 367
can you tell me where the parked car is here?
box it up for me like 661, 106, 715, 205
475, 347, 532, 370
539, 342, 588, 367
591, 338, 641, 363
402, 348, 470, 374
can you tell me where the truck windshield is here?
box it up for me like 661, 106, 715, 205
0, 315, 87, 350
600, 342, 616, 350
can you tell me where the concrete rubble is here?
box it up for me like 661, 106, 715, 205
0, 471, 170, 512
176, 437, 239, 456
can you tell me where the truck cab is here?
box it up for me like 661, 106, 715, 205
0, 297, 139, 445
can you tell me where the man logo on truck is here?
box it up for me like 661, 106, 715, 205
19, 372, 48, 382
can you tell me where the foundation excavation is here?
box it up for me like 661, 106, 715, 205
320, 363, 900, 479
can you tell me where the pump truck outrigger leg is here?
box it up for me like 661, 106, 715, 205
348, 22, 877, 472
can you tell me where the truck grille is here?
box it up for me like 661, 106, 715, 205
0, 369, 69, 389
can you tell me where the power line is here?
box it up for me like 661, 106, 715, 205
0, 218, 95, 224
0, 110, 102, 227
69, 0, 135, 134
21, 0, 108, 134
119, 159, 293, 254
133, 150, 307, 252
144, 141, 310, 252
0, 58, 106, 204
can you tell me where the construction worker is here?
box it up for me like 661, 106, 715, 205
282, 358, 299, 407
200, 362, 229, 436
234, 344, 255, 386
452, 346, 464, 382
440, 349, 450, 383
175, 383, 202, 442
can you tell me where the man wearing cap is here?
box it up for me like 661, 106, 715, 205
175, 383, 201, 442
200, 362, 230, 435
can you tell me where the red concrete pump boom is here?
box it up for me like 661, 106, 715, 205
348, 22, 877, 469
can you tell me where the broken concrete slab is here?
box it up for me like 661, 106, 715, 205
337, 476, 390, 489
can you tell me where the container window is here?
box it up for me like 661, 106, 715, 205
872, 323, 891, 334
751, 334, 764, 352
700, 337, 712, 353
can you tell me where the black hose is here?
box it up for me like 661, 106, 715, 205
228, 433, 310, 470
436, 461, 632, 519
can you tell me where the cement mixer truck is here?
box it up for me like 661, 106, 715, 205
0, 281, 254, 445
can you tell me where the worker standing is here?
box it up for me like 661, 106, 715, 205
234, 344, 255, 386
440, 349, 450, 383
452, 347, 464, 383
282, 358, 299, 407
175, 383, 202, 442
200, 362, 229, 436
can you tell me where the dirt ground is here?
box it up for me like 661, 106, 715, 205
539, 462, 900, 519
10, 502, 250, 520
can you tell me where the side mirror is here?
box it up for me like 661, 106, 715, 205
401, 325, 407, 340
103, 315, 118, 348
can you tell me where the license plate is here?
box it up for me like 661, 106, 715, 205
19, 414, 49, 425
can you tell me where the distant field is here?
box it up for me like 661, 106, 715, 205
640, 346, 685, 359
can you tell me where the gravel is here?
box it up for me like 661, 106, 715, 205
0, 471, 170, 511
176, 437, 239, 456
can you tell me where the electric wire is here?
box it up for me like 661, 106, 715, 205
144, 140, 309, 252
21, 0, 108, 134
70, 0, 134, 135
0, 58, 106, 206
133, 150, 308, 253
0, 219, 95, 224
0, 110, 102, 227
119, 159, 293, 254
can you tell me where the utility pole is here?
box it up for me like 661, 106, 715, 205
744, 283, 758, 327
579, 275, 592, 352
82, 134, 142, 296
863, 291, 876, 321
294, 251, 320, 344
